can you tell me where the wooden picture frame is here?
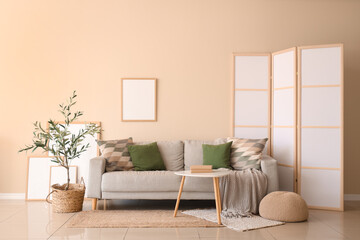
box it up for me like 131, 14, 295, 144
121, 78, 157, 122
46, 121, 101, 189
46, 121, 101, 156
48, 165, 77, 199
26, 156, 78, 201
26, 156, 56, 201
49, 165, 78, 187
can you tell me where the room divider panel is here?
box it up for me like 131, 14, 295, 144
298, 44, 343, 211
233, 44, 343, 211
271, 48, 297, 192
232, 53, 271, 154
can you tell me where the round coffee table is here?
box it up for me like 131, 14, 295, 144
173, 169, 231, 225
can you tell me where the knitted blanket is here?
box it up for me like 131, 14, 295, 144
219, 169, 268, 217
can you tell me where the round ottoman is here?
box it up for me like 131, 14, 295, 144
259, 191, 308, 222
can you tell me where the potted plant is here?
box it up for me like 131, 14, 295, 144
19, 91, 101, 213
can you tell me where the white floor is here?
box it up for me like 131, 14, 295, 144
0, 199, 359, 239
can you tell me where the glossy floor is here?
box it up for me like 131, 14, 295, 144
0, 199, 359, 239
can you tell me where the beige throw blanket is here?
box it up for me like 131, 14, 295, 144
219, 169, 267, 217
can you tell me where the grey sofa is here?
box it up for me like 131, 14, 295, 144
87, 139, 279, 210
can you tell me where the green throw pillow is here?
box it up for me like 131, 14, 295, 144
127, 142, 166, 171
202, 142, 233, 169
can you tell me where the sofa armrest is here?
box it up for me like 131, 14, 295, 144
86, 156, 106, 199
261, 155, 279, 194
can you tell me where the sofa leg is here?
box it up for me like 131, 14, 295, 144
104, 199, 107, 210
92, 198, 98, 210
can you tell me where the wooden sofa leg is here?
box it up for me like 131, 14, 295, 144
92, 198, 98, 210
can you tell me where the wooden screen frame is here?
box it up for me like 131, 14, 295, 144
297, 43, 344, 211
231, 53, 272, 155
121, 78, 157, 122
271, 47, 298, 192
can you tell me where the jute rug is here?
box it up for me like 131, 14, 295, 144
182, 209, 284, 232
66, 210, 221, 228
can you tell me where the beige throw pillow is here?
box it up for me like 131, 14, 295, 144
97, 138, 134, 171
227, 137, 268, 170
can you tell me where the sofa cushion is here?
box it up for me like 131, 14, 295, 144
203, 142, 232, 169
135, 140, 184, 171
102, 171, 182, 192
184, 138, 226, 170
227, 137, 268, 170
97, 138, 134, 172
128, 142, 166, 171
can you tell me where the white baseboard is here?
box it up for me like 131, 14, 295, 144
344, 194, 360, 201
0, 193, 25, 200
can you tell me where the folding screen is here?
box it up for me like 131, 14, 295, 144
232, 53, 271, 154
271, 48, 297, 192
298, 44, 343, 210
233, 44, 343, 211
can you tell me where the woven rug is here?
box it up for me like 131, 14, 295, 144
66, 210, 221, 228
182, 209, 284, 232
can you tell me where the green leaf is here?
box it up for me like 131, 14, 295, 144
19, 90, 102, 188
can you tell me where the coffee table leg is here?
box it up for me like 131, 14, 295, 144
216, 177, 222, 213
173, 176, 186, 217
213, 177, 222, 224
92, 198, 97, 210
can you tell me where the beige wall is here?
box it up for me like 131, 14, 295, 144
0, 0, 359, 194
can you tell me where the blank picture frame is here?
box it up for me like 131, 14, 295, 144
26, 157, 78, 201
47, 121, 101, 193
48, 166, 77, 200
49, 166, 78, 187
26, 156, 56, 200
121, 78, 157, 122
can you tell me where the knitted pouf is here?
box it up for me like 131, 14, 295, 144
259, 191, 308, 222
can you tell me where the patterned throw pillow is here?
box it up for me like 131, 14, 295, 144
97, 138, 134, 171
227, 137, 268, 170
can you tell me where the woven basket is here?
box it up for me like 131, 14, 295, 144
46, 179, 85, 213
